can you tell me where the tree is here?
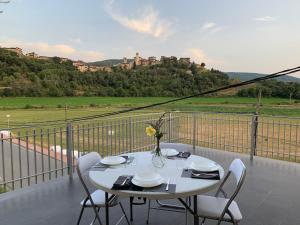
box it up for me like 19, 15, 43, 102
287, 82, 296, 103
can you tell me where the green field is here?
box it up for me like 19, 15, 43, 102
0, 96, 297, 109
0, 97, 299, 127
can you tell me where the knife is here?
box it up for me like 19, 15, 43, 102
166, 178, 170, 191
121, 176, 130, 186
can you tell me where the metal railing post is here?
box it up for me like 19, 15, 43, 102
129, 117, 133, 152
66, 122, 73, 177
250, 114, 258, 161
168, 112, 172, 143
193, 112, 196, 152
1, 133, 6, 191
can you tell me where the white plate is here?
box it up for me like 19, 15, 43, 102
100, 156, 126, 166
161, 148, 179, 157
190, 161, 219, 172
132, 172, 164, 188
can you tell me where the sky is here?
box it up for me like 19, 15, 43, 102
0, 0, 299, 77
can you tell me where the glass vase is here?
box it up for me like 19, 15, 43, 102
152, 139, 165, 168
152, 151, 165, 168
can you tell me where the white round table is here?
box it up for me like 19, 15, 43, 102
89, 150, 224, 225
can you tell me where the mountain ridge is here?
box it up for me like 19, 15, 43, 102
227, 72, 300, 83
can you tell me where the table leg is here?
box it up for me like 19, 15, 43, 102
130, 197, 134, 221
193, 195, 199, 225
105, 192, 109, 225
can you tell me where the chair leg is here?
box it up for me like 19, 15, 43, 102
185, 197, 189, 225
77, 205, 85, 225
91, 207, 101, 225
129, 197, 133, 222
232, 220, 238, 225
201, 218, 206, 225
92, 205, 103, 225
146, 200, 151, 224
119, 202, 131, 225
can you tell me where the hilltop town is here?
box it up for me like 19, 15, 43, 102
1, 47, 205, 73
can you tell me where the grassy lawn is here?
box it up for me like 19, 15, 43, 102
0, 97, 299, 127
0, 96, 296, 109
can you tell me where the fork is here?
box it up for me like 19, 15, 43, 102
192, 172, 216, 177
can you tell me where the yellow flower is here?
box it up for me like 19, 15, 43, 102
146, 126, 156, 137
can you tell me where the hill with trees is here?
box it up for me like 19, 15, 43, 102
227, 72, 300, 83
0, 48, 300, 99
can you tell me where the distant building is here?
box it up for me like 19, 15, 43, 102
89, 66, 102, 72
38, 56, 51, 60
120, 57, 133, 70
4, 47, 23, 56
148, 56, 158, 65
60, 57, 69, 63
160, 56, 170, 63
134, 52, 142, 66
102, 66, 112, 73
141, 58, 149, 66
179, 57, 191, 64
26, 52, 38, 58
73, 61, 88, 72
89, 65, 112, 72
170, 56, 177, 62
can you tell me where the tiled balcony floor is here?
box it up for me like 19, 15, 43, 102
1, 143, 300, 225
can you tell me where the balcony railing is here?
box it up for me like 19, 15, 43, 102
0, 112, 299, 193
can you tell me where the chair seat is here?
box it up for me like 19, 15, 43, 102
81, 190, 118, 207
197, 195, 242, 222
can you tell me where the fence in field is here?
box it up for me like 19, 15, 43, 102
0, 112, 299, 192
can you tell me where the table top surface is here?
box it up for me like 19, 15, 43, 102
89, 151, 224, 200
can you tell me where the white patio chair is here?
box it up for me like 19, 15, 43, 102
196, 159, 246, 225
76, 152, 130, 225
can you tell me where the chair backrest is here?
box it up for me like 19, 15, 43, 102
217, 158, 246, 223
229, 159, 246, 186
76, 152, 101, 201
77, 152, 101, 176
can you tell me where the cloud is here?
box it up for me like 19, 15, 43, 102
202, 22, 216, 30
0, 39, 104, 61
69, 38, 82, 44
105, 1, 172, 39
185, 48, 224, 67
254, 16, 276, 22
185, 48, 210, 64
201, 22, 225, 34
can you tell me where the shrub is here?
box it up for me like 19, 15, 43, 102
24, 104, 33, 109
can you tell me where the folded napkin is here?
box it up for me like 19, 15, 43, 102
191, 169, 220, 180
112, 176, 176, 193
112, 176, 143, 191
112, 175, 132, 189
177, 151, 191, 159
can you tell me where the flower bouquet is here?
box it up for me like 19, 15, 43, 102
146, 113, 166, 167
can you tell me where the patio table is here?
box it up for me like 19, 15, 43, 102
89, 151, 224, 225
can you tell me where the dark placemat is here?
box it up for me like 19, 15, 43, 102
181, 169, 220, 180
177, 151, 191, 159
112, 176, 143, 191
167, 151, 191, 159
93, 156, 134, 169
112, 176, 176, 193
145, 184, 176, 194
